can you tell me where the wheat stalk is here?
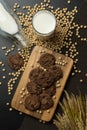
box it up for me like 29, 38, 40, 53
53, 91, 87, 130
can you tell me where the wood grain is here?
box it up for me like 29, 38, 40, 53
11, 46, 73, 122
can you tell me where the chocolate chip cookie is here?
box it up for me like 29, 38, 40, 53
29, 67, 43, 82
27, 82, 42, 95
29, 67, 54, 89
8, 54, 24, 70
38, 53, 56, 69
40, 92, 54, 110
37, 71, 55, 89
44, 85, 56, 97
25, 95, 40, 111
48, 65, 63, 81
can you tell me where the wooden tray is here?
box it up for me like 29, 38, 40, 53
11, 46, 73, 122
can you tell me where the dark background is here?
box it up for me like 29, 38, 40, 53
0, 0, 87, 130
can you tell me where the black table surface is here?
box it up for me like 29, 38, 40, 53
0, 0, 87, 130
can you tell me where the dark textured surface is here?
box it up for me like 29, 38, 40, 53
20, 116, 57, 130
0, 0, 87, 130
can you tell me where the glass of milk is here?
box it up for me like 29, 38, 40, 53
32, 10, 56, 40
0, 0, 27, 47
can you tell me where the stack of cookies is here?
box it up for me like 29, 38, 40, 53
25, 53, 63, 111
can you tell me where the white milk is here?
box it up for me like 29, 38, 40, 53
0, 2, 27, 47
0, 3, 18, 35
32, 10, 56, 35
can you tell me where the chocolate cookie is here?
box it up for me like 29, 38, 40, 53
37, 71, 55, 89
48, 65, 63, 81
25, 95, 40, 111
29, 67, 43, 82
44, 85, 56, 97
38, 53, 56, 69
40, 92, 54, 110
8, 54, 24, 70
27, 82, 42, 95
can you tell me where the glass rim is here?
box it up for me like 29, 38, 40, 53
32, 10, 56, 36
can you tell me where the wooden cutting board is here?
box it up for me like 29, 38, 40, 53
11, 46, 73, 122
